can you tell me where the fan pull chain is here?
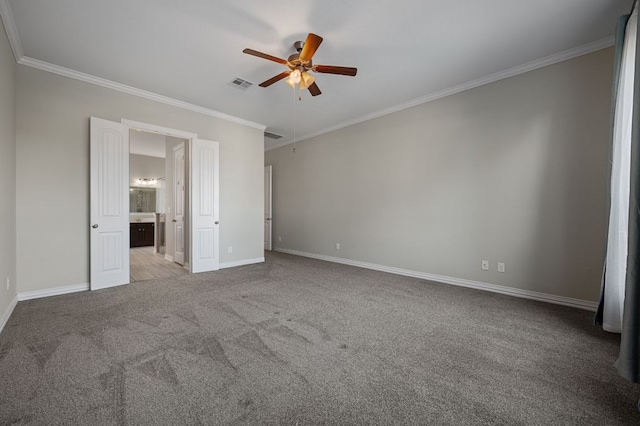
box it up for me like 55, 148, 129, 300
293, 83, 296, 153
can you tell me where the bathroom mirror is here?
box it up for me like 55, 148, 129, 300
129, 187, 157, 213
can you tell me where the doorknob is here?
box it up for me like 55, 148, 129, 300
215, 221, 219, 225
172, 219, 177, 222
92, 224, 98, 229
266, 218, 271, 221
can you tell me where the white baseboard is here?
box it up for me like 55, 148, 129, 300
164, 254, 174, 262
11, 257, 264, 303
0, 295, 18, 335
220, 257, 265, 269
275, 248, 598, 312
18, 283, 89, 301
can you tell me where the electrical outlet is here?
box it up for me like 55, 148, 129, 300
498, 262, 505, 273
6, 277, 9, 290
481, 260, 489, 271
278, 236, 282, 242
336, 243, 340, 250
228, 246, 233, 254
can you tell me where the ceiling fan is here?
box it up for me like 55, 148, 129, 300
243, 33, 357, 97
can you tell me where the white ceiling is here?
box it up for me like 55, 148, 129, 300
1, 0, 633, 150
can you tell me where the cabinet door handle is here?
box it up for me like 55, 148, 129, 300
92, 224, 98, 229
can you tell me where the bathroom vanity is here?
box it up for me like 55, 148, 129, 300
130, 221, 154, 247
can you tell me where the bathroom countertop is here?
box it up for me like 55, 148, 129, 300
130, 218, 156, 223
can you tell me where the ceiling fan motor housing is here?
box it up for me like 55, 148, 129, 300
287, 53, 300, 65
288, 54, 311, 69
288, 40, 313, 69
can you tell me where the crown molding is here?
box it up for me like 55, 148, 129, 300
0, 0, 23, 61
265, 36, 615, 151
1, 0, 266, 131
19, 55, 267, 133
0, 0, 613, 144
18, 56, 266, 131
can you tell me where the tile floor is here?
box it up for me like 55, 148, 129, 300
129, 246, 188, 282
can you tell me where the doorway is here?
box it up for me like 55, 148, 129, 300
129, 130, 189, 282
90, 117, 220, 291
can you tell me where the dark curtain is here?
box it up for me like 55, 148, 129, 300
616, 9, 640, 383
596, 14, 631, 326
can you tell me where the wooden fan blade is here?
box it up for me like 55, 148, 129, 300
308, 82, 322, 96
299, 33, 323, 62
243, 48, 287, 65
259, 71, 290, 87
314, 65, 358, 76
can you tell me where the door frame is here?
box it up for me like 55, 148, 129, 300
122, 119, 215, 274
123, 119, 198, 142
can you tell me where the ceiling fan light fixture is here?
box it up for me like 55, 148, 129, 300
285, 76, 296, 88
299, 72, 314, 90
290, 69, 302, 84
302, 72, 314, 86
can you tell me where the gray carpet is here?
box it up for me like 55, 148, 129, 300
0, 252, 638, 425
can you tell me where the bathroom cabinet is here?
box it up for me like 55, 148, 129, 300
130, 222, 155, 247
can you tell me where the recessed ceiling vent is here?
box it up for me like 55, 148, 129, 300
264, 131, 284, 140
229, 77, 254, 90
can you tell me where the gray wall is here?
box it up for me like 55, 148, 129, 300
0, 19, 17, 321
129, 153, 165, 188
265, 48, 613, 302
16, 65, 264, 293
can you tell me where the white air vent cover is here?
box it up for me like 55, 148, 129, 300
228, 77, 254, 90
264, 131, 284, 140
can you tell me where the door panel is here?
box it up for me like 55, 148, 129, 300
174, 143, 186, 265
90, 117, 130, 290
190, 139, 220, 273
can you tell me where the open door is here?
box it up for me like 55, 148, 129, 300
264, 165, 272, 250
190, 139, 220, 273
90, 117, 130, 290
173, 142, 186, 266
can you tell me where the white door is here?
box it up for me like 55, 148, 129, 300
264, 165, 272, 250
173, 142, 186, 266
190, 139, 220, 273
90, 117, 130, 290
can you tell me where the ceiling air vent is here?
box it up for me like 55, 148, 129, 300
264, 131, 284, 140
228, 77, 254, 90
